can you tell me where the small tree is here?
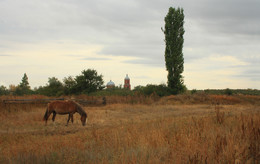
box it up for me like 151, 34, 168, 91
162, 7, 185, 94
63, 76, 76, 95
74, 69, 105, 94
36, 77, 64, 96
46, 77, 64, 96
15, 73, 31, 95
224, 88, 233, 95
0, 85, 9, 95
191, 89, 197, 94
20, 73, 29, 88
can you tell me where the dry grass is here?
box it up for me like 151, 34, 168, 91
0, 95, 260, 163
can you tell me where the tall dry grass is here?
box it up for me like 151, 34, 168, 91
158, 94, 260, 105
0, 95, 259, 163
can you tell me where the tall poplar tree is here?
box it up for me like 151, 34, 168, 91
162, 7, 185, 94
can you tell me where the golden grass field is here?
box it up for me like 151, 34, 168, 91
0, 95, 259, 163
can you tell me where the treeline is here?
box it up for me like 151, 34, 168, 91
0, 69, 176, 97
1, 70, 260, 96
94, 84, 172, 97
191, 88, 260, 96
0, 69, 104, 96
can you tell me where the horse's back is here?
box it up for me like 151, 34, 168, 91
48, 100, 77, 114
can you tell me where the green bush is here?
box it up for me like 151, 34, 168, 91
0, 85, 9, 95
134, 84, 172, 97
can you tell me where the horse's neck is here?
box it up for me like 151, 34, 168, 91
77, 107, 85, 116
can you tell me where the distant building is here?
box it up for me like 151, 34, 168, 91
106, 80, 115, 89
124, 74, 131, 90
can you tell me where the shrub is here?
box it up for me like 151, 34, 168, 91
134, 84, 171, 97
224, 88, 232, 95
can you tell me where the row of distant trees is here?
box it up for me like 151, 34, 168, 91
1, 70, 259, 96
0, 66, 183, 97
1, 71, 260, 97
0, 69, 105, 96
0, 69, 174, 97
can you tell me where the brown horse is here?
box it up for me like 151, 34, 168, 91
43, 100, 87, 126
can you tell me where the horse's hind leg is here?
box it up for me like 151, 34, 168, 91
52, 112, 56, 122
43, 110, 51, 126
45, 114, 50, 125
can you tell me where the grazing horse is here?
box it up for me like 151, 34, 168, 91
43, 100, 87, 126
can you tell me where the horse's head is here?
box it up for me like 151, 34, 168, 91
81, 113, 87, 126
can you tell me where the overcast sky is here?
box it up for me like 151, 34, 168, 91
0, 0, 259, 89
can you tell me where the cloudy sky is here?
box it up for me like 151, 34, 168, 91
0, 0, 259, 89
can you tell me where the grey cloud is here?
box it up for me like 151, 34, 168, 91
133, 75, 150, 79
81, 57, 111, 61
99, 45, 163, 56
99, 44, 165, 67
1, 0, 259, 44
64, 54, 111, 61
0, 54, 13, 57
234, 73, 260, 82
123, 58, 164, 67
181, 0, 260, 37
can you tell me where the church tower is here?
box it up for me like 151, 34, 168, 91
124, 74, 131, 90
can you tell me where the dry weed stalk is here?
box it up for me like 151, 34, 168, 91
215, 104, 225, 124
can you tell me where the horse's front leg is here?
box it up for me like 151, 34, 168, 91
71, 114, 74, 124
66, 114, 71, 126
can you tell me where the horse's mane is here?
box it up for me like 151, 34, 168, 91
74, 101, 86, 116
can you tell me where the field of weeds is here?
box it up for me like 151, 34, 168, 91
0, 95, 260, 163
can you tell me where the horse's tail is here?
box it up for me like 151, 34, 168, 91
43, 106, 49, 121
